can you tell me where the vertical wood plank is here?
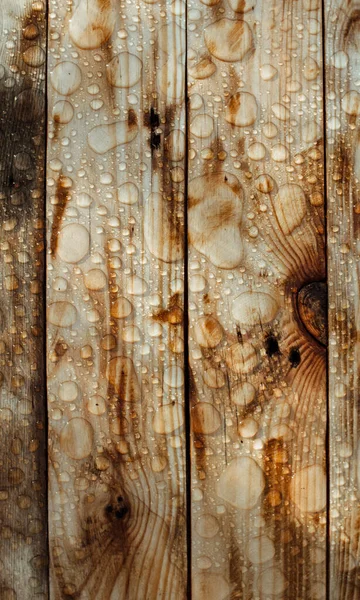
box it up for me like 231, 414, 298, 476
325, 0, 360, 597
187, 0, 328, 597
0, 1, 48, 598
47, 0, 187, 597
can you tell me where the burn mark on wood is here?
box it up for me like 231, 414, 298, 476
50, 173, 70, 256
151, 131, 161, 150
105, 496, 129, 521
115, 506, 128, 519
236, 325, 243, 344
297, 282, 327, 346
289, 347, 301, 368
0, 82, 44, 217
0, 3, 47, 598
144, 107, 161, 150
127, 108, 137, 127
265, 332, 280, 358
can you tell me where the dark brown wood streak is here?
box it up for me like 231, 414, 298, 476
0, 1, 48, 598
50, 174, 70, 256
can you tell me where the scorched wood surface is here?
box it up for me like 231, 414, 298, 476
0, 1, 47, 599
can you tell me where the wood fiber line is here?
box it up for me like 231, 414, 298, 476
325, 1, 360, 598
46, 0, 187, 598
0, 1, 48, 598
186, 0, 328, 598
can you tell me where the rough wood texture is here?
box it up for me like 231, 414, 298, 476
325, 1, 360, 597
187, 0, 327, 597
47, 0, 186, 598
0, 1, 48, 598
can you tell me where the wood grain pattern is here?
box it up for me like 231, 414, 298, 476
1, 1, 358, 597
187, 0, 327, 597
325, 1, 360, 597
0, 1, 48, 598
47, 0, 187, 598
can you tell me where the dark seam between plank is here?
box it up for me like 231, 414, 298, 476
44, 1, 50, 596
184, 0, 192, 597
321, 1, 330, 600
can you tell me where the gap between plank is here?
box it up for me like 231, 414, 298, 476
320, 1, 330, 599
184, 0, 192, 596
44, 0, 50, 595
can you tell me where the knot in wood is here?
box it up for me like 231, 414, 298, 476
297, 282, 327, 346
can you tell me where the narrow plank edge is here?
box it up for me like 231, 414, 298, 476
326, 0, 360, 597
0, 0, 48, 598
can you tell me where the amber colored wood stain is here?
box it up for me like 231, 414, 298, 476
0, 0, 358, 598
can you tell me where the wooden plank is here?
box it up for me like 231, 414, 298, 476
0, 1, 48, 598
325, 1, 360, 597
187, 0, 328, 597
47, 0, 187, 597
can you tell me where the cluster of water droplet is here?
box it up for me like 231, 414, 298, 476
187, 0, 330, 596
0, 2, 47, 599
47, 0, 187, 595
326, 2, 360, 589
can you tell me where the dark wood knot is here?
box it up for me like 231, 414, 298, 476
105, 496, 129, 521
297, 282, 327, 346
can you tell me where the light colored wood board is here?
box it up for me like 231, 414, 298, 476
0, 1, 48, 598
47, 0, 186, 598
187, 0, 327, 597
325, 1, 360, 597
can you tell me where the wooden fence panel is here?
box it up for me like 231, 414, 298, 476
0, 1, 48, 598
187, 0, 327, 597
3, 0, 359, 597
46, 1, 187, 597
